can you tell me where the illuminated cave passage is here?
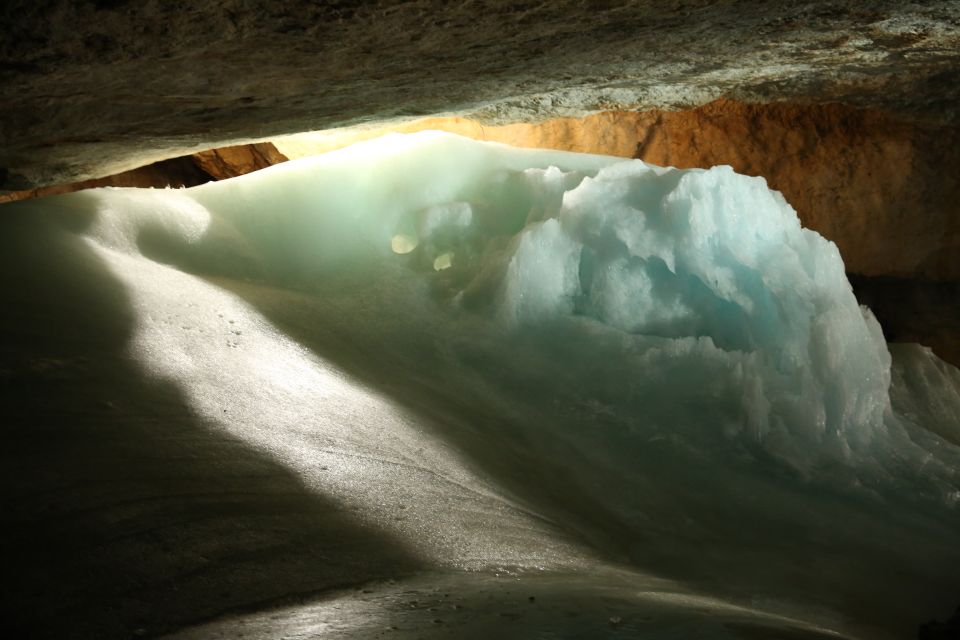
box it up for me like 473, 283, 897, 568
2, 3, 960, 640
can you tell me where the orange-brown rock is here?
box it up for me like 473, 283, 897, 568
0, 155, 211, 204
0, 143, 288, 204
191, 143, 288, 180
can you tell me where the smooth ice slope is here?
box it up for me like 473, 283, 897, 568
4, 132, 960, 639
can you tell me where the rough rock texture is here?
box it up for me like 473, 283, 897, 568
0, 156, 211, 204
0, 142, 287, 203
191, 142, 288, 180
2, 0, 960, 189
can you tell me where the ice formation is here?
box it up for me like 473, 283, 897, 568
33, 130, 960, 495
6, 132, 960, 638
179, 133, 932, 471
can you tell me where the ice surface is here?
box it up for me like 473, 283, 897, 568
5, 131, 960, 638
176, 132, 903, 470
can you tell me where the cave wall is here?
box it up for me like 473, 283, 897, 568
2, 1, 959, 190
0, 143, 287, 204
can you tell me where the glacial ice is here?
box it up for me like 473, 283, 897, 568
6, 131, 960, 637
36, 130, 959, 493
180, 133, 923, 471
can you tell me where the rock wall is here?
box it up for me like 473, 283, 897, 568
849, 275, 960, 370
0, 143, 287, 204
192, 143, 288, 180
2, 1, 959, 190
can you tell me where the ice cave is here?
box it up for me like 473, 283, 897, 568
2, 2, 960, 639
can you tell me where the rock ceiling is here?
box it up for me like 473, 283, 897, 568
2, 0, 959, 190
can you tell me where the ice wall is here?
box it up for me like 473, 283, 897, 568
31, 132, 956, 484
184, 134, 902, 468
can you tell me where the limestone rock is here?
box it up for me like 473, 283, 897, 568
192, 143, 288, 180
1, 0, 959, 189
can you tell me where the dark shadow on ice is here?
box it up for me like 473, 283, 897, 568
183, 265, 960, 640
0, 204, 424, 640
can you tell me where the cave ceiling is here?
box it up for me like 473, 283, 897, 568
1, 0, 959, 191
